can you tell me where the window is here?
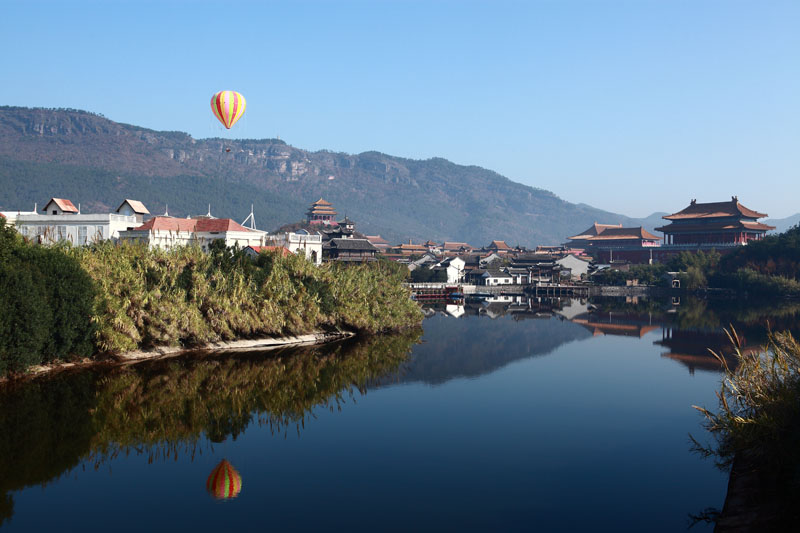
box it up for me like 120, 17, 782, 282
95, 226, 104, 240
57, 226, 67, 240
78, 226, 88, 245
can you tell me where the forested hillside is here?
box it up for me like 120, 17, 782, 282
0, 106, 646, 245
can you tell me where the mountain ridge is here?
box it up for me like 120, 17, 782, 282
0, 106, 657, 245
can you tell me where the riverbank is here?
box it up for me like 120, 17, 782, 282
0, 220, 423, 378
1, 329, 357, 384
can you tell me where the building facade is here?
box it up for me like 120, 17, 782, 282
265, 231, 323, 265
655, 197, 775, 246
118, 216, 268, 250
323, 238, 378, 262
13, 198, 148, 245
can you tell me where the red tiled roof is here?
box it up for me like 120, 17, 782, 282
247, 246, 291, 256
567, 223, 622, 240
585, 227, 660, 241
656, 220, 776, 233
133, 217, 253, 233
366, 235, 389, 245
116, 199, 150, 215
443, 241, 472, 250
195, 218, 252, 232
489, 240, 511, 250
45, 198, 78, 213
663, 198, 767, 220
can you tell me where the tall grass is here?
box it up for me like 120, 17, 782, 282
691, 329, 800, 527
71, 242, 422, 355
692, 328, 800, 471
1, 227, 422, 375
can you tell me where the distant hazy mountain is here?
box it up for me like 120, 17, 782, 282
765, 213, 800, 234
0, 106, 647, 246
635, 212, 670, 236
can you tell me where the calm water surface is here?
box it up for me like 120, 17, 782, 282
2, 297, 799, 532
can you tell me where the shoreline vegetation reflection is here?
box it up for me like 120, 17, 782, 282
0, 330, 421, 525
3, 295, 800, 528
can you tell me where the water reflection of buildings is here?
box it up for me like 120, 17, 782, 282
571, 309, 659, 338
420, 297, 783, 375
655, 328, 755, 374
572, 319, 659, 338
423, 295, 571, 321
569, 308, 751, 374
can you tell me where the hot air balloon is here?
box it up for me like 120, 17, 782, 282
210, 91, 246, 130
206, 459, 242, 499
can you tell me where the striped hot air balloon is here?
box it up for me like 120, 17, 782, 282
210, 91, 246, 129
206, 459, 243, 499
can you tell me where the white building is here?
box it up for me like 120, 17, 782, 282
555, 254, 592, 280
13, 198, 149, 245
0, 206, 38, 227
118, 216, 269, 250
437, 256, 465, 283
263, 231, 323, 265
482, 269, 513, 286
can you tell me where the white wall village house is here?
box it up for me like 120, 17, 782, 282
437, 256, 465, 283
481, 269, 514, 286
555, 254, 592, 280
118, 216, 270, 250
11, 198, 149, 244
262, 231, 323, 265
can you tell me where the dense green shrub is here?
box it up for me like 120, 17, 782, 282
714, 269, 800, 298
1, 217, 421, 376
72, 242, 421, 355
0, 258, 49, 374
721, 225, 800, 281
0, 219, 96, 375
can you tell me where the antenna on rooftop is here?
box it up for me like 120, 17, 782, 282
78, 203, 81, 214
34, 202, 38, 213
163, 204, 169, 217
242, 204, 256, 230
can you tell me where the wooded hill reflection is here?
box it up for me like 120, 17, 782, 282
413, 296, 800, 379
0, 331, 420, 525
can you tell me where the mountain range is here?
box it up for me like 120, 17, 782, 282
1, 106, 794, 245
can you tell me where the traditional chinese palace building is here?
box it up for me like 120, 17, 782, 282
306, 198, 338, 225
564, 197, 775, 265
566, 223, 660, 263
655, 197, 774, 246
566, 223, 622, 249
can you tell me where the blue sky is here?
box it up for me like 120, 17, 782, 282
2, 0, 798, 218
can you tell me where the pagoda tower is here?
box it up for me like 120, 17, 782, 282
306, 198, 338, 225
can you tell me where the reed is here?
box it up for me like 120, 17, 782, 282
0, 224, 422, 376
692, 328, 800, 473
71, 242, 422, 355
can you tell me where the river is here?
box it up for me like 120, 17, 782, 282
2, 295, 799, 531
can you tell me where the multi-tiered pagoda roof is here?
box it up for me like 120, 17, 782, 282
306, 198, 338, 225
656, 197, 774, 246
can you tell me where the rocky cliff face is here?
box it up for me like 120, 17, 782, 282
0, 106, 641, 245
